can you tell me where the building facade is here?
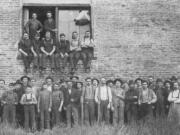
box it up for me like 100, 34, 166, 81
0, 0, 180, 82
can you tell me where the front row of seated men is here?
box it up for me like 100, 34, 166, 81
18, 30, 95, 73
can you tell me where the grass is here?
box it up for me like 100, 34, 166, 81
0, 118, 179, 135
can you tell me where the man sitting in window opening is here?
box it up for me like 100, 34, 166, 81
55, 33, 70, 73
69, 31, 82, 73
18, 33, 33, 73
40, 31, 56, 73
80, 31, 95, 73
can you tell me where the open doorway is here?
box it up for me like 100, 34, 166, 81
23, 6, 56, 38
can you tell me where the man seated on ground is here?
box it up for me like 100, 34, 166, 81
80, 31, 95, 73
18, 33, 33, 73
40, 31, 56, 73
55, 33, 70, 73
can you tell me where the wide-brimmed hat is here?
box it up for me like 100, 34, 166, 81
92, 78, 100, 84
106, 80, 114, 85
20, 76, 30, 81
114, 78, 123, 84
70, 76, 79, 80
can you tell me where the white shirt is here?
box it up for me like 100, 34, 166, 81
168, 89, 180, 103
47, 85, 52, 92
68, 89, 72, 95
95, 86, 112, 102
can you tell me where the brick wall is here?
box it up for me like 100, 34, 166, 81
92, 0, 180, 80
1, 0, 180, 83
0, 0, 24, 84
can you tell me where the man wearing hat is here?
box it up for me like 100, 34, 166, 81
163, 80, 172, 115
82, 77, 96, 126
95, 78, 112, 124
135, 78, 143, 93
154, 78, 165, 117
1, 83, 18, 127
125, 80, 139, 123
138, 80, 157, 120
31, 32, 42, 72
63, 80, 81, 127
111, 78, 125, 125
55, 33, 70, 72
51, 82, 64, 127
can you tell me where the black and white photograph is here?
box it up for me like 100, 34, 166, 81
0, 0, 180, 134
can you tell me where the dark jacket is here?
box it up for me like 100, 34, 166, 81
56, 40, 70, 54
64, 87, 81, 107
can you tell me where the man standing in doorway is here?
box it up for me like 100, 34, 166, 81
25, 13, 43, 40
44, 11, 57, 40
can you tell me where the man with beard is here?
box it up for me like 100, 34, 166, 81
95, 78, 112, 124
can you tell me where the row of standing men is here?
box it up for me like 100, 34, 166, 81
0, 75, 179, 132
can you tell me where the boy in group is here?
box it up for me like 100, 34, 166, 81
55, 33, 70, 73
95, 78, 112, 124
20, 86, 37, 132
138, 80, 157, 121
45, 76, 54, 92
51, 83, 64, 127
31, 32, 42, 72
18, 33, 33, 73
1, 83, 18, 127
38, 83, 52, 130
40, 31, 56, 73
82, 77, 96, 126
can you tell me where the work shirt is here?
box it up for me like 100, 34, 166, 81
139, 89, 157, 104
81, 38, 94, 48
20, 93, 37, 105
32, 39, 42, 54
56, 40, 70, 54
25, 19, 43, 38
1, 91, 18, 104
112, 87, 125, 107
168, 89, 180, 103
18, 39, 32, 54
0, 86, 7, 100
52, 90, 64, 106
44, 18, 56, 32
70, 39, 81, 51
41, 38, 55, 53
38, 90, 52, 110
95, 86, 112, 102
82, 85, 95, 100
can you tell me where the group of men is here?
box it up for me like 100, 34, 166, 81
0, 75, 179, 132
18, 11, 94, 74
